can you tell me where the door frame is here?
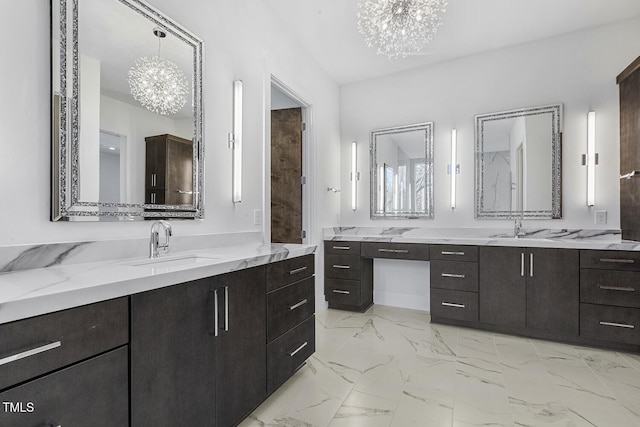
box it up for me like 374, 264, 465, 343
266, 75, 313, 245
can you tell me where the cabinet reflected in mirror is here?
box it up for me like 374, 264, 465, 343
370, 122, 434, 219
475, 104, 562, 219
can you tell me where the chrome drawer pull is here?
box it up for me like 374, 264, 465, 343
441, 251, 464, 256
599, 285, 635, 292
441, 273, 466, 279
378, 249, 409, 254
0, 341, 62, 366
289, 266, 308, 275
599, 321, 635, 329
333, 265, 351, 269
289, 299, 308, 311
288, 341, 308, 357
520, 253, 525, 277
441, 302, 465, 308
224, 286, 229, 332
599, 258, 635, 264
332, 289, 350, 295
332, 246, 351, 250
530, 253, 534, 278
213, 289, 219, 337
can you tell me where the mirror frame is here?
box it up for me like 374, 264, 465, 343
369, 122, 434, 220
474, 103, 562, 219
51, 0, 204, 220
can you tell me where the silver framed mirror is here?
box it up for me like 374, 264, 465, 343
370, 122, 434, 219
475, 104, 562, 219
51, 0, 204, 221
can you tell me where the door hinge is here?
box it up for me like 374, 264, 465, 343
301, 176, 306, 185
302, 122, 306, 131
302, 230, 306, 239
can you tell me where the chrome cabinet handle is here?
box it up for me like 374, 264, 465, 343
530, 253, 534, 278
288, 341, 308, 357
151, 173, 157, 187
175, 189, 194, 194
332, 246, 351, 250
599, 258, 635, 264
442, 302, 465, 308
598, 285, 635, 292
224, 286, 229, 332
378, 249, 409, 254
332, 290, 350, 294
521, 253, 525, 277
289, 299, 308, 311
333, 265, 351, 269
150, 192, 156, 204
289, 266, 308, 275
599, 321, 635, 329
441, 251, 464, 256
441, 273, 465, 279
213, 289, 219, 337
0, 341, 62, 366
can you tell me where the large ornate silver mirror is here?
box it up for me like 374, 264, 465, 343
475, 104, 562, 219
370, 122, 434, 219
51, 0, 204, 220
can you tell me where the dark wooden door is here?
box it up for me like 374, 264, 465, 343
479, 246, 526, 328
215, 266, 267, 427
271, 108, 303, 243
0, 347, 128, 427
526, 248, 579, 336
131, 277, 216, 427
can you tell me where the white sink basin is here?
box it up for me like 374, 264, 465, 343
129, 254, 221, 268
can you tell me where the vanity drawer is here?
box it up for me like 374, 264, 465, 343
0, 297, 128, 391
580, 250, 640, 271
267, 276, 315, 342
430, 245, 478, 262
580, 303, 640, 345
361, 242, 430, 261
430, 288, 478, 322
267, 315, 315, 395
325, 278, 361, 307
580, 269, 640, 308
325, 254, 361, 280
325, 241, 361, 255
267, 254, 315, 292
430, 260, 479, 292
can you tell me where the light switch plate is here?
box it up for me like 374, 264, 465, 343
595, 210, 607, 225
254, 209, 262, 225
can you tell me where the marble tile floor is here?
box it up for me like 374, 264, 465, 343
239, 305, 640, 427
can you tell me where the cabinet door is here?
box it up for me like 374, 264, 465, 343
131, 278, 216, 427
479, 246, 526, 328
215, 266, 267, 427
0, 347, 128, 427
526, 248, 579, 335
166, 138, 193, 205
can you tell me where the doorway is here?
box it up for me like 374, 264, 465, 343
270, 80, 308, 244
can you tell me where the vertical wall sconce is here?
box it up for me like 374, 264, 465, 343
351, 141, 359, 210
585, 111, 597, 207
230, 80, 243, 203
450, 129, 458, 209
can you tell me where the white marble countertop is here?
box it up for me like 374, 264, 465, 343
0, 242, 316, 325
324, 227, 640, 250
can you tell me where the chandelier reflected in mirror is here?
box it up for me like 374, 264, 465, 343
357, 0, 448, 59
128, 28, 189, 115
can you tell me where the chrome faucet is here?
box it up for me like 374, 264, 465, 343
149, 220, 172, 258
514, 218, 524, 238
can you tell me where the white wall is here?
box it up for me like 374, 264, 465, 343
0, 0, 341, 261
340, 18, 640, 310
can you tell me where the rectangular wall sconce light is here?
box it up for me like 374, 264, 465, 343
450, 129, 458, 209
586, 111, 597, 207
351, 141, 359, 211
231, 80, 243, 203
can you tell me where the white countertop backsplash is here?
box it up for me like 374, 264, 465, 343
0, 237, 316, 324
323, 227, 639, 250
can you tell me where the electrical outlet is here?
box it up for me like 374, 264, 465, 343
253, 209, 262, 225
595, 210, 607, 225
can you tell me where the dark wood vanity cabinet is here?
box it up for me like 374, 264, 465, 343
324, 241, 373, 312
131, 266, 268, 427
0, 298, 129, 427
479, 246, 579, 337
145, 133, 193, 206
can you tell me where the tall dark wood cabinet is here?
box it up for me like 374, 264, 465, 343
145, 133, 193, 206
618, 56, 640, 241
130, 277, 216, 427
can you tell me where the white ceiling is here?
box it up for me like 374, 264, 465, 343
263, 0, 640, 85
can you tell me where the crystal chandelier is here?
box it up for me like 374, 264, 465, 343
128, 28, 188, 115
357, 0, 448, 59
